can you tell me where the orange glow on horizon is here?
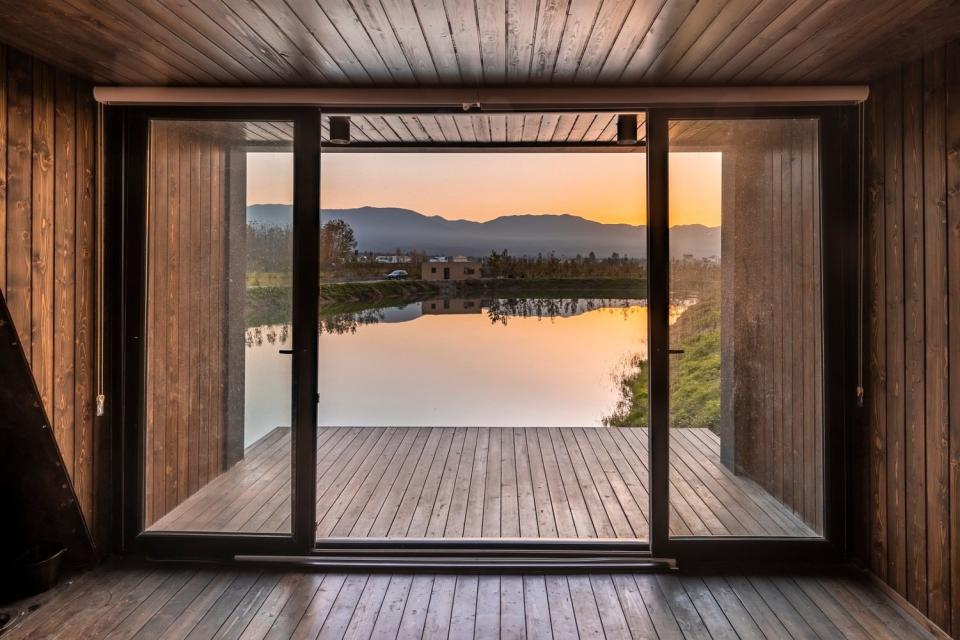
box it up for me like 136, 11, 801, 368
248, 151, 721, 227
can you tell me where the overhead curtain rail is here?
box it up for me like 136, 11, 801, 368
93, 85, 868, 109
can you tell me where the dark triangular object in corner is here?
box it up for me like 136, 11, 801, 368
0, 289, 94, 576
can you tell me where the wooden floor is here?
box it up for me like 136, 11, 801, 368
150, 427, 816, 539
0, 562, 937, 639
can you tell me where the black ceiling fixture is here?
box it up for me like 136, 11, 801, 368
617, 114, 638, 144
329, 116, 351, 144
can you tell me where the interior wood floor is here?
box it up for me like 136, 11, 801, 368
0, 562, 937, 639
149, 427, 816, 540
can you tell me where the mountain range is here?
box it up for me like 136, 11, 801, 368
247, 204, 720, 259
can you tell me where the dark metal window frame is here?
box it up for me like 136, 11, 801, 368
112, 104, 856, 569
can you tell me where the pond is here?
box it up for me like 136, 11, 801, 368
242, 297, 649, 446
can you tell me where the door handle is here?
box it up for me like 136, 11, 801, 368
668, 349, 685, 355
278, 349, 294, 355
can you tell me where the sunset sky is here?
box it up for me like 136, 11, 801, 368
247, 151, 721, 227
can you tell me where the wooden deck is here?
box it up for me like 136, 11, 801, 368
150, 427, 816, 539
1, 562, 938, 639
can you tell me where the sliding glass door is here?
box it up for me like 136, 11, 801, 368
125, 105, 848, 562
645, 108, 851, 558
127, 109, 320, 554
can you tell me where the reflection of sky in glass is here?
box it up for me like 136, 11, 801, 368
242, 301, 650, 444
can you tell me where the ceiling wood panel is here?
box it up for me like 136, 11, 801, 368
0, 0, 957, 88
320, 112, 645, 146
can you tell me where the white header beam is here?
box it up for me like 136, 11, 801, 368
93, 85, 869, 109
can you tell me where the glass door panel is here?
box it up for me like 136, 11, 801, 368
666, 118, 824, 538
143, 120, 295, 534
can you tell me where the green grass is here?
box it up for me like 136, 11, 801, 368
604, 287, 721, 430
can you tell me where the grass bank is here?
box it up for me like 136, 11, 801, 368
604, 287, 720, 431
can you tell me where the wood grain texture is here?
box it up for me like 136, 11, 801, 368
699, 118, 824, 533
148, 426, 815, 539
143, 120, 248, 526
0, 0, 958, 86
1, 562, 938, 639
857, 39, 960, 637
945, 37, 960, 640
0, 43, 101, 546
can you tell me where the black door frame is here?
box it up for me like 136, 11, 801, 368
117, 106, 320, 558
114, 104, 856, 568
645, 106, 855, 566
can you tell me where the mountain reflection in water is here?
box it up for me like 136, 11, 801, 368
242, 297, 649, 446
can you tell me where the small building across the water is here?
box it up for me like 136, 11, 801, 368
422, 260, 481, 281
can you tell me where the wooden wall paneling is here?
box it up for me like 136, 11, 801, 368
857, 40, 960, 636
780, 122, 795, 514
53, 69, 76, 483
0, 43, 101, 546
176, 127, 190, 505
6, 47, 32, 355
164, 121, 180, 515
141, 121, 234, 526
198, 137, 211, 489
865, 76, 887, 581
809, 117, 823, 534
921, 49, 950, 630
187, 132, 200, 497
75, 83, 96, 540
902, 58, 928, 615
31, 60, 54, 422
800, 118, 814, 523
946, 38, 960, 640
789, 119, 804, 521
771, 125, 784, 504
882, 68, 908, 596
0, 44, 6, 285
210, 142, 225, 478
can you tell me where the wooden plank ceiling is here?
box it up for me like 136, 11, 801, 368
324, 112, 644, 146
0, 0, 957, 90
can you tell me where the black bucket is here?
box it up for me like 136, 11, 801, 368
14, 546, 66, 597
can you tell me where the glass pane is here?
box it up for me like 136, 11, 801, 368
143, 120, 294, 534
315, 113, 651, 542
667, 118, 823, 538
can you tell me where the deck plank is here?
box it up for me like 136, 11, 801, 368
2, 565, 939, 640
150, 427, 816, 540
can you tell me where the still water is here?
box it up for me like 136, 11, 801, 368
243, 298, 648, 447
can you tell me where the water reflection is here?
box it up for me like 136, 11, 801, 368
242, 297, 651, 444
244, 296, 648, 344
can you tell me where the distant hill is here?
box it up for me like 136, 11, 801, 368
247, 204, 720, 259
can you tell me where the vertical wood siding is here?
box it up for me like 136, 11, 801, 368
716, 119, 824, 533
858, 39, 960, 637
143, 121, 230, 527
0, 44, 101, 542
